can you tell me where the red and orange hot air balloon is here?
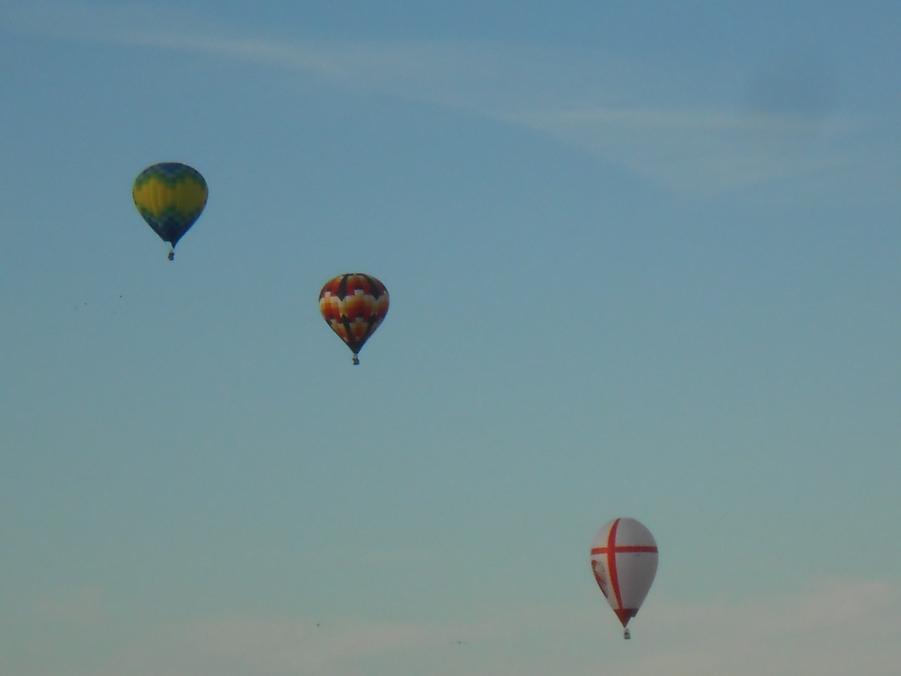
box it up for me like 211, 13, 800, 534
319, 273, 389, 365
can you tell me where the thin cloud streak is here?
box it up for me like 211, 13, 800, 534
3, 1, 347, 78
502, 105, 857, 192
4, 1, 870, 196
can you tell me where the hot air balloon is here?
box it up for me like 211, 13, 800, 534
589, 517, 658, 639
319, 273, 389, 365
132, 162, 208, 260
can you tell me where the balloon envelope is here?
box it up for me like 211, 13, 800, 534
319, 273, 389, 364
589, 517, 658, 630
133, 162, 208, 255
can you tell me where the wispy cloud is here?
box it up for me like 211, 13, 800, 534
2, 1, 348, 77
506, 105, 857, 194
21, 578, 901, 676
621, 578, 901, 676
1, 2, 882, 195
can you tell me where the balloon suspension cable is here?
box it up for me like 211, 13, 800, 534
623, 628, 631, 640
352, 354, 360, 365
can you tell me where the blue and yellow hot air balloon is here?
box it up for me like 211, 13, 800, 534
133, 162, 208, 260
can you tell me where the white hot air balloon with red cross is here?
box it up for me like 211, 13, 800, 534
589, 517, 658, 639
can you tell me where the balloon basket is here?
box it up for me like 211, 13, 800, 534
623, 628, 631, 640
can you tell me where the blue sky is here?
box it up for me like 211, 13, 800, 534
1, 2, 900, 674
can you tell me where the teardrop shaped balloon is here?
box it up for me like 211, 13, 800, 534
589, 517, 658, 639
133, 162, 208, 260
319, 273, 389, 365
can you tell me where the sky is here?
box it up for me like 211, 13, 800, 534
1, 1, 900, 674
